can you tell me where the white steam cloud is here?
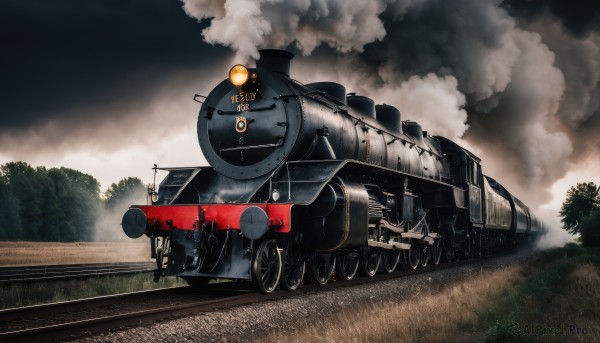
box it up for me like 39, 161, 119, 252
181, 0, 388, 62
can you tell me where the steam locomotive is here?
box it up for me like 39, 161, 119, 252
122, 49, 546, 293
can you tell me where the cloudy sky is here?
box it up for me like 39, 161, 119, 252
2, 0, 599, 245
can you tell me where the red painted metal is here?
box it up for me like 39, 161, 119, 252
133, 204, 293, 234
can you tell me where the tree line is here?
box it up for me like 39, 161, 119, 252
0, 162, 146, 242
560, 182, 600, 247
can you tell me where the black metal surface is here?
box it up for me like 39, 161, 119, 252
197, 49, 451, 182
347, 95, 375, 118
375, 104, 401, 133
122, 208, 148, 238
305, 82, 347, 105
166, 229, 251, 280
240, 206, 269, 240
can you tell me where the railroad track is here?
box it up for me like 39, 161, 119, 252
0, 249, 527, 342
0, 262, 156, 283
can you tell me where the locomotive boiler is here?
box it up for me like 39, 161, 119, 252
122, 49, 546, 293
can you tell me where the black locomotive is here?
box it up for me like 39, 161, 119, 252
122, 49, 546, 293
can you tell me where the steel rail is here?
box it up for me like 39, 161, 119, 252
0, 262, 156, 283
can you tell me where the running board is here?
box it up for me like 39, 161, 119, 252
368, 240, 411, 250
400, 232, 440, 245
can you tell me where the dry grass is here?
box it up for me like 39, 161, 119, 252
0, 241, 151, 266
265, 245, 600, 342
501, 262, 600, 343
264, 265, 525, 343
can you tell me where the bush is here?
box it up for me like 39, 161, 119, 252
580, 208, 600, 247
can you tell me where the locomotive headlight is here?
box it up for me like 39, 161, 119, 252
229, 64, 249, 86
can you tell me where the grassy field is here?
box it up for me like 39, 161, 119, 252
0, 272, 187, 309
0, 241, 151, 266
0, 240, 170, 309
265, 244, 600, 343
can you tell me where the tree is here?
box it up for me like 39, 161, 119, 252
0, 173, 21, 240
104, 177, 147, 208
559, 182, 600, 235
60, 167, 101, 198
0, 162, 102, 242
1, 162, 47, 240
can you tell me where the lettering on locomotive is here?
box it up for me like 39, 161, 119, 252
231, 91, 257, 104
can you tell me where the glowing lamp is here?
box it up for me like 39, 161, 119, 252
229, 64, 249, 86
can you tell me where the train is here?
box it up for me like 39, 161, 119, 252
122, 49, 547, 293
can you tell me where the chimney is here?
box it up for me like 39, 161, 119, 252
256, 49, 294, 77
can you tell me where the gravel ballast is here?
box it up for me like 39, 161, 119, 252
76, 249, 534, 343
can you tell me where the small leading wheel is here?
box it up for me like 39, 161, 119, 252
281, 244, 305, 291
419, 245, 430, 268
430, 239, 443, 265
251, 239, 282, 294
405, 242, 420, 270
309, 253, 336, 285
336, 251, 360, 281
359, 248, 381, 277
382, 249, 400, 273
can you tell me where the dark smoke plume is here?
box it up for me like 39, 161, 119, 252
181, 0, 600, 210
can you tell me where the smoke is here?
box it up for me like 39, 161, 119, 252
93, 187, 148, 242
372, 73, 469, 139
181, 0, 600, 213
181, 0, 388, 62
535, 207, 575, 250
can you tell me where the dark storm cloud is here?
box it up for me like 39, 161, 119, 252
2, 0, 600, 210
502, 0, 600, 38
0, 0, 228, 133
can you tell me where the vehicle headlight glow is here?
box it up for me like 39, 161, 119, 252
229, 64, 249, 86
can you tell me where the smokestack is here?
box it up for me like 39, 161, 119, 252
256, 49, 294, 77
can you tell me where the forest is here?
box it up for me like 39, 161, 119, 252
0, 161, 145, 241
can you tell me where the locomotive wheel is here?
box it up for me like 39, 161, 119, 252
430, 239, 443, 265
359, 248, 381, 277
382, 249, 400, 273
405, 243, 420, 270
419, 245, 430, 268
281, 244, 305, 291
336, 252, 360, 281
443, 238, 455, 263
309, 253, 336, 285
460, 230, 473, 259
251, 239, 282, 294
